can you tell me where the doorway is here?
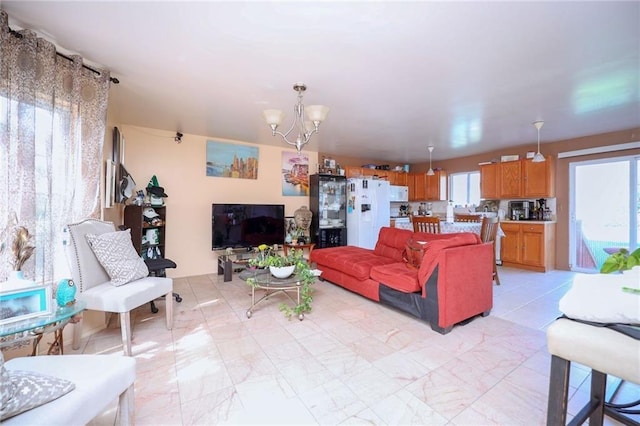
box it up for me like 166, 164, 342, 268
569, 156, 639, 272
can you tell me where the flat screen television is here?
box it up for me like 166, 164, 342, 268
212, 203, 285, 250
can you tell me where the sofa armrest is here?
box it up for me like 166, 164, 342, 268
423, 242, 494, 333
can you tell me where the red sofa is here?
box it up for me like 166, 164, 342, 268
310, 226, 494, 334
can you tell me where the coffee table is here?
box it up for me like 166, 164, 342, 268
240, 269, 306, 321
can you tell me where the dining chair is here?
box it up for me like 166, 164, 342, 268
454, 213, 482, 223
480, 216, 500, 284
411, 215, 441, 233
64, 219, 174, 356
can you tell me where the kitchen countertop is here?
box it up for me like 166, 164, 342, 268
500, 219, 556, 224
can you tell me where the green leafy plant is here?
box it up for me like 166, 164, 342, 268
600, 248, 640, 273
245, 245, 315, 320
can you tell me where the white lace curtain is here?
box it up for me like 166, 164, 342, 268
0, 10, 111, 283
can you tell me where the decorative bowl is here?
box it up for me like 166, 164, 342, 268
269, 265, 295, 279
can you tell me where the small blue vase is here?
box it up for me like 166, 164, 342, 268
56, 278, 77, 307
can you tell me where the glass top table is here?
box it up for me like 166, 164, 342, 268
240, 269, 306, 321
0, 300, 86, 355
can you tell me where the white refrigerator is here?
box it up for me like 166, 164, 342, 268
346, 178, 390, 249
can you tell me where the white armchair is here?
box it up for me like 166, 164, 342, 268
65, 219, 173, 356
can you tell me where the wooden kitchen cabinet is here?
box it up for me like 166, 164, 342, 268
490, 156, 555, 199
522, 156, 555, 198
480, 163, 499, 199
394, 172, 408, 186
425, 170, 447, 200
409, 173, 426, 201
344, 166, 362, 178
500, 221, 555, 272
498, 161, 522, 198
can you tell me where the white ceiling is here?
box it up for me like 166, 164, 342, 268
3, 1, 639, 162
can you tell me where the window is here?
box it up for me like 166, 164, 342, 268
449, 171, 480, 206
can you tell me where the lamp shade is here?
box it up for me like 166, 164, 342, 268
305, 105, 329, 122
263, 109, 285, 126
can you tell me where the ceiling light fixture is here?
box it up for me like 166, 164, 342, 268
263, 83, 329, 153
532, 121, 546, 163
427, 146, 435, 176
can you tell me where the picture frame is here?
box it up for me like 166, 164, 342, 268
0, 285, 52, 326
284, 217, 297, 238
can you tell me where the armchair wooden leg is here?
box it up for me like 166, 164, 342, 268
120, 312, 133, 356
165, 291, 174, 329
119, 383, 135, 426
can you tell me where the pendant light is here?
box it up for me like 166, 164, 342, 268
532, 121, 546, 163
427, 146, 435, 176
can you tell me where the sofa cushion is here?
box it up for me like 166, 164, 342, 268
370, 262, 421, 293
311, 246, 397, 281
373, 227, 413, 261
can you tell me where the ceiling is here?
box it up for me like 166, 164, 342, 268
3, 1, 639, 162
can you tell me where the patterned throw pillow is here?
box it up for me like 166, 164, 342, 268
403, 238, 428, 269
0, 352, 75, 421
85, 229, 149, 286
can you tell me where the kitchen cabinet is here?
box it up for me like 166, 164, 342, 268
409, 171, 446, 201
486, 156, 555, 199
344, 167, 408, 186
522, 157, 555, 198
500, 221, 555, 272
408, 173, 425, 201
480, 163, 499, 199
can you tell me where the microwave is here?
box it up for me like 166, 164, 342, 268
389, 185, 409, 202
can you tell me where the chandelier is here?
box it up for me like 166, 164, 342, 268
263, 83, 329, 153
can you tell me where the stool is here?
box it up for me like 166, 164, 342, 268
546, 318, 640, 425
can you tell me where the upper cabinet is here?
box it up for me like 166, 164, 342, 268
408, 170, 447, 201
480, 163, 500, 199
344, 167, 409, 186
480, 156, 555, 199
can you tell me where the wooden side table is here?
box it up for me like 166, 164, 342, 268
283, 243, 315, 259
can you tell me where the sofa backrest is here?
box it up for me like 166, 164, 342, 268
417, 233, 483, 285
374, 226, 413, 261
413, 231, 481, 244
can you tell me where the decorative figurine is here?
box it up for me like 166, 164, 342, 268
56, 278, 77, 307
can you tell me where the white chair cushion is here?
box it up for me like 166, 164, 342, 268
79, 276, 172, 313
547, 318, 640, 384
65, 219, 115, 291
0, 353, 75, 421
3, 355, 136, 426
85, 229, 149, 286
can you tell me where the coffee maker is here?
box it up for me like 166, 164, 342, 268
508, 201, 534, 220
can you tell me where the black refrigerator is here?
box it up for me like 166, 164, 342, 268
309, 174, 347, 248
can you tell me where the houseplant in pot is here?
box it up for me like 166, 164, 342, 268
246, 246, 316, 319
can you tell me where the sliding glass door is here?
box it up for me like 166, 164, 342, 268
569, 156, 639, 272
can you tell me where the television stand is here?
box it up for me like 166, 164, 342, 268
217, 249, 255, 282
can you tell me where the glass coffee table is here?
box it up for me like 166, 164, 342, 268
240, 269, 306, 321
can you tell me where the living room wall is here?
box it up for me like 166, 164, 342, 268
106, 125, 319, 278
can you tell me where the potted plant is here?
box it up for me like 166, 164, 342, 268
246, 246, 316, 319
600, 248, 640, 273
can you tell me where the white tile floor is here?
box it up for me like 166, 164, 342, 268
67, 266, 638, 425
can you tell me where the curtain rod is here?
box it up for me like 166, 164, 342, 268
9, 27, 119, 84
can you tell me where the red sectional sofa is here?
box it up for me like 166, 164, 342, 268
310, 226, 494, 334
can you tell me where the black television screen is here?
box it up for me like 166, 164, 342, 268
212, 203, 285, 250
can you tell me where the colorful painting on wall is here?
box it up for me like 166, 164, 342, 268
206, 140, 259, 179
282, 152, 310, 196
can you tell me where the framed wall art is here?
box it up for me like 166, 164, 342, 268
282, 151, 309, 196
0, 285, 52, 325
206, 140, 259, 179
